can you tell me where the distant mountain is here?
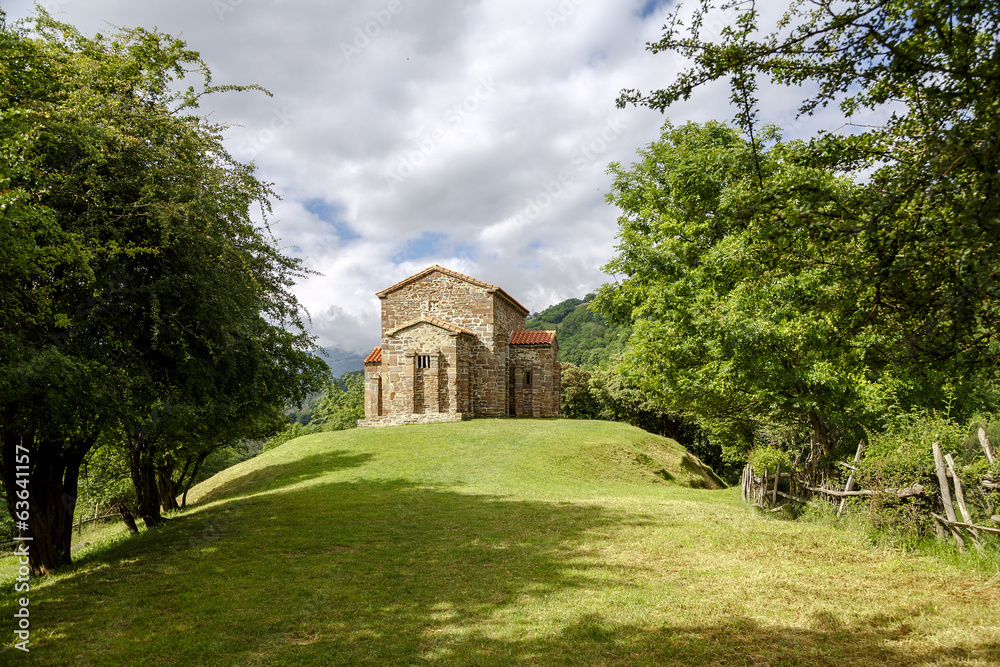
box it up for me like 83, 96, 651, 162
524, 295, 630, 368
313, 346, 366, 378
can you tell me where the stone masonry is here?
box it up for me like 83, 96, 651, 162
358, 265, 560, 427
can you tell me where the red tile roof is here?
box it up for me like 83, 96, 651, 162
509, 330, 556, 345
364, 346, 382, 364
375, 265, 529, 315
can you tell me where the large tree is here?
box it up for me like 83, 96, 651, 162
0, 11, 326, 574
595, 121, 896, 462
618, 0, 1000, 380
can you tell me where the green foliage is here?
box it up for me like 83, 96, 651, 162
263, 372, 365, 450
0, 9, 327, 567
287, 393, 322, 425
263, 422, 318, 452
747, 448, 792, 474
525, 297, 630, 369
77, 444, 136, 513
859, 412, 963, 492
557, 362, 726, 479
856, 412, 1000, 547
618, 0, 1000, 388
605, 0, 1000, 482
559, 364, 601, 419
312, 372, 365, 431
594, 121, 888, 463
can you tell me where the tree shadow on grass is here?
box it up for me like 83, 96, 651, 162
189, 448, 375, 508
11, 472, 997, 666
436, 612, 1000, 666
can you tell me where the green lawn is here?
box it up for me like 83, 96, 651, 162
2, 419, 998, 665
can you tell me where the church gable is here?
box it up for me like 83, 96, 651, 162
385, 315, 475, 338
379, 268, 495, 341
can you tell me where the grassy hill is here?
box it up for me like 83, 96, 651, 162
2, 420, 997, 665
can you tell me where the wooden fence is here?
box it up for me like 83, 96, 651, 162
0, 506, 122, 559
742, 429, 1000, 552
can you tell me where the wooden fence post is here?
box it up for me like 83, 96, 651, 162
838, 439, 866, 518
979, 425, 996, 464
932, 442, 964, 551
945, 454, 983, 554
772, 463, 780, 506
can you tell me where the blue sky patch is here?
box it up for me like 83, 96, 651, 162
393, 232, 450, 263
638, 0, 670, 19
304, 198, 360, 243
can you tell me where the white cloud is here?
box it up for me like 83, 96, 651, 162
4, 0, 846, 354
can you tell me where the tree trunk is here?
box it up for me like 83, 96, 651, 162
156, 466, 180, 511
169, 457, 192, 509
0, 427, 91, 576
112, 502, 139, 534
179, 451, 210, 509
807, 411, 836, 465
127, 436, 164, 527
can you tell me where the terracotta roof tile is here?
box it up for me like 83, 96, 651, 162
364, 346, 382, 364
509, 330, 556, 345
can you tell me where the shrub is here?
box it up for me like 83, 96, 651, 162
856, 410, 996, 547
747, 447, 792, 473
560, 363, 601, 419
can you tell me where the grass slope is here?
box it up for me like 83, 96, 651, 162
2, 419, 998, 666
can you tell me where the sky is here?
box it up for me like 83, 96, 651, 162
3, 0, 843, 356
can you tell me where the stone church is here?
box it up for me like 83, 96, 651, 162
357, 265, 560, 427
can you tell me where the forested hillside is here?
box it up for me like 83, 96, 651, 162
524, 295, 630, 369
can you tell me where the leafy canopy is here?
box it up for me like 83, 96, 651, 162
0, 8, 327, 569
619, 0, 1000, 378
596, 120, 895, 459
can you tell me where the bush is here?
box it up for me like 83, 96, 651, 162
856, 410, 997, 547
560, 363, 601, 419
312, 372, 364, 431
262, 422, 325, 451
747, 447, 792, 473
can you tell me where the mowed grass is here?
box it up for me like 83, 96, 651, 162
2, 419, 999, 665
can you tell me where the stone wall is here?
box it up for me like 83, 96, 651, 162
381, 321, 465, 417
357, 413, 466, 428
363, 360, 382, 419
493, 291, 528, 342
456, 333, 473, 415
509, 342, 561, 417
483, 293, 528, 417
